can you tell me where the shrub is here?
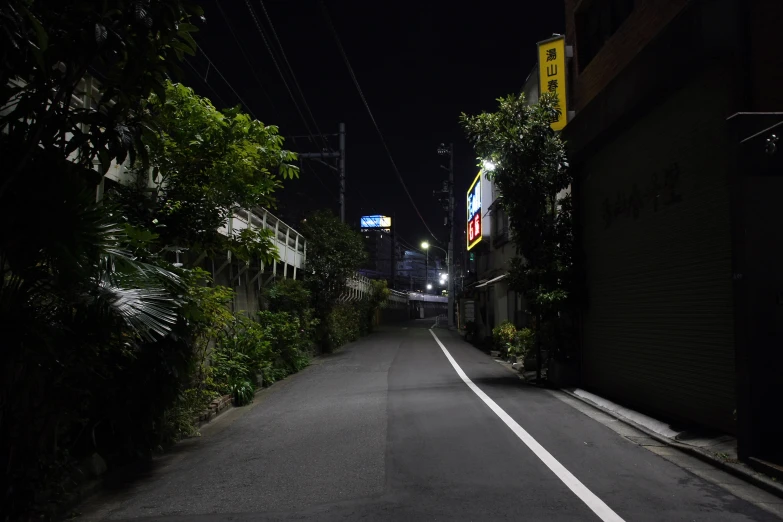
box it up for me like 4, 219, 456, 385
265, 278, 311, 317
258, 311, 302, 372
492, 321, 518, 356
326, 303, 362, 350
512, 327, 536, 359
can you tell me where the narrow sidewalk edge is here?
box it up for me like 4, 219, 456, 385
558, 388, 783, 501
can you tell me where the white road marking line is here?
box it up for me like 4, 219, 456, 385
428, 329, 625, 522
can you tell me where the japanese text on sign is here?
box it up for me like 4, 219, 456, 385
467, 172, 483, 250
537, 35, 568, 132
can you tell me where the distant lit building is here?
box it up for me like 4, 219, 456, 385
359, 215, 396, 285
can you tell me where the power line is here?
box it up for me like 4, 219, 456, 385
319, 1, 439, 242
195, 44, 257, 119
184, 58, 229, 108
213, 0, 277, 119
243, 0, 321, 150
290, 136, 337, 197
257, 0, 329, 151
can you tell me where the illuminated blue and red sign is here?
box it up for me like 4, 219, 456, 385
467, 172, 482, 250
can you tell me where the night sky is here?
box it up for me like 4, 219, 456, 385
187, 1, 565, 251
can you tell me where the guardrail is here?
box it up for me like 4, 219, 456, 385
218, 207, 306, 279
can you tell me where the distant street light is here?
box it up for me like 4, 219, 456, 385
482, 159, 496, 172
426, 283, 433, 290
421, 241, 430, 250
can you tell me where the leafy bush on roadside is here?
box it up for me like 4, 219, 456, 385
513, 327, 536, 359
492, 321, 535, 360
493, 321, 518, 356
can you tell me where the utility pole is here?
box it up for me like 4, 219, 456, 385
339, 122, 346, 223
425, 249, 429, 294
437, 143, 456, 329
391, 212, 396, 290
295, 123, 346, 222
448, 143, 454, 329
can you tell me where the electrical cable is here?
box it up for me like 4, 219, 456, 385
243, 0, 321, 150
195, 44, 257, 119
290, 136, 338, 197
258, 0, 330, 151
184, 58, 229, 108
214, 2, 390, 223
213, 0, 278, 118
319, 0, 440, 242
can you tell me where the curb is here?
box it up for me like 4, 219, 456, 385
558, 388, 783, 501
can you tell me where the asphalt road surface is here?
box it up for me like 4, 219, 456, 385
75, 321, 783, 521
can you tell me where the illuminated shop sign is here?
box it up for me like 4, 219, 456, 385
360, 215, 391, 232
467, 172, 482, 250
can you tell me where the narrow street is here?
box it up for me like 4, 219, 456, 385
77, 322, 782, 522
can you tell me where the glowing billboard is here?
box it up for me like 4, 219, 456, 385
360, 215, 391, 232
467, 172, 482, 250
537, 35, 568, 132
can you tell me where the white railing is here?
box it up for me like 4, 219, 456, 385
385, 289, 409, 309
339, 273, 373, 302
218, 207, 306, 278
336, 276, 411, 308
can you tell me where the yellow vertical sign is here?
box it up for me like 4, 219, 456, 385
537, 36, 568, 132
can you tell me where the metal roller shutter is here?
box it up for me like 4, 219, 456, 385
579, 68, 736, 434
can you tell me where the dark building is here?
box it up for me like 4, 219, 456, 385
360, 228, 396, 282
564, 0, 782, 464
395, 249, 445, 294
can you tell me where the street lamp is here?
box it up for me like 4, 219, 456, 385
421, 241, 448, 264
482, 159, 497, 172
421, 241, 430, 293
422, 241, 450, 296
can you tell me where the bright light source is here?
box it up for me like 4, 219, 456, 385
426, 283, 433, 290
421, 241, 429, 250
482, 159, 496, 172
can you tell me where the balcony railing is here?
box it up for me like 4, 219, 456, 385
218, 207, 306, 278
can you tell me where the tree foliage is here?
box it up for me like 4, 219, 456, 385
0, 0, 203, 193
461, 92, 574, 351
112, 81, 298, 263
300, 210, 368, 312
0, 2, 204, 518
300, 210, 368, 351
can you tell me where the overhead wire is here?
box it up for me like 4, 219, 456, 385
213, 0, 278, 119
257, 0, 330, 152
195, 44, 257, 119
290, 136, 337, 198
318, 0, 440, 242
212, 1, 393, 224
243, 0, 322, 152
184, 58, 229, 108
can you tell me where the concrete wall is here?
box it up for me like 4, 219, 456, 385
564, 0, 690, 112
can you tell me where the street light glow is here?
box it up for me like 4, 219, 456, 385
482, 159, 496, 172
421, 241, 429, 250
426, 283, 433, 290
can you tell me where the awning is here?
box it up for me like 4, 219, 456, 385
475, 274, 507, 288
465, 278, 487, 289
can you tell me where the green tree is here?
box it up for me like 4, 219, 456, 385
0, 0, 203, 194
300, 210, 367, 350
113, 81, 298, 263
461, 92, 574, 365
0, 2, 202, 517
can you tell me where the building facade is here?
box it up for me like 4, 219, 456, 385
563, 0, 783, 463
461, 69, 541, 340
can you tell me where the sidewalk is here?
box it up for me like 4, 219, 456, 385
488, 356, 783, 504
